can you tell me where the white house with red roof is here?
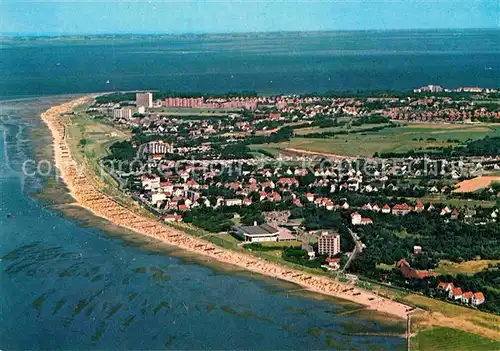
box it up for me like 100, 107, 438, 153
437, 281, 454, 292
225, 198, 243, 207
351, 212, 362, 225
261, 181, 275, 190
392, 203, 412, 216
362, 203, 373, 211
277, 177, 299, 188
472, 292, 485, 306
449, 287, 463, 300
461, 291, 473, 304
360, 218, 373, 225
325, 200, 334, 211
164, 213, 183, 222
415, 200, 425, 212
323, 257, 341, 271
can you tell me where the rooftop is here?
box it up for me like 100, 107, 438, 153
233, 223, 279, 236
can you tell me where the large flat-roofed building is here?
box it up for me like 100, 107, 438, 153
112, 108, 132, 119
318, 232, 341, 257
231, 223, 279, 243
136, 92, 153, 108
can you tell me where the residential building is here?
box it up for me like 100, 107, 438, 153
225, 198, 243, 207
392, 203, 411, 216
449, 287, 463, 300
164, 213, 183, 222
351, 212, 372, 225
437, 281, 454, 292
318, 232, 341, 257
136, 92, 153, 108
112, 108, 132, 119
324, 257, 341, 270
351, 212, 362, 225
397, 258, 439, 280
461, 291, 473, 304
472, 292, 485, 306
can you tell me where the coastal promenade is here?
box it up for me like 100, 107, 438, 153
41, 96, 412, 319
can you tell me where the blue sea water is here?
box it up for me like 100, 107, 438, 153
0, 99, 406, 349
1, 29, 499, 99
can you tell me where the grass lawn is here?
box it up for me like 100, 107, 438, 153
435, 260, 500, 275
293, 123, 393, 136
211, 233, 240, 245
412, 327, 500, 351
260, 240, 303, 247
376, 263, 395, 270
207, 234, 240, 250
250, 124, 500, 157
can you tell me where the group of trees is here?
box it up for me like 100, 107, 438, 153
282, 247, 327, 269
182, 208, 234, 233
355, 211, 500, 263
105, 140, 136, 161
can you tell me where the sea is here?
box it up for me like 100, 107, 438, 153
1, 29, 499, 99
0, 29, 498, 349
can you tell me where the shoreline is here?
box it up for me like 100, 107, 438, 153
40, 96, 412, 319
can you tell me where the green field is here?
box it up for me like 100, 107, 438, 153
251, 124, 500, 157
412, 327, 500, 351
435, 260, 500, 275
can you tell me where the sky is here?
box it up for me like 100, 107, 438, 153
0, 0, 498, 35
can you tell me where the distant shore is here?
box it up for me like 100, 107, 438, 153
40, 96, 412, 319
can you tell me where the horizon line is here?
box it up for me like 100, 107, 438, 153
2, 27, 498, 38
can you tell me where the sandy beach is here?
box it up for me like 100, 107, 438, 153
41, 96, 411, 319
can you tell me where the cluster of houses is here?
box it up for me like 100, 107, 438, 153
395, 259, 487, 307
360, 200, 498, 222
360, 201, 461, 217
385, 98, 500, 122
136, 163, 499, 226
437, 281, 485, 306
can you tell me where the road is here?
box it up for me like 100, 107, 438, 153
341, 227, 363, 274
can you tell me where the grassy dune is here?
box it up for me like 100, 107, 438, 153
412, 327, 500, 351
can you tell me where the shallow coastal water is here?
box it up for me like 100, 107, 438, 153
0, 98, 406, 349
